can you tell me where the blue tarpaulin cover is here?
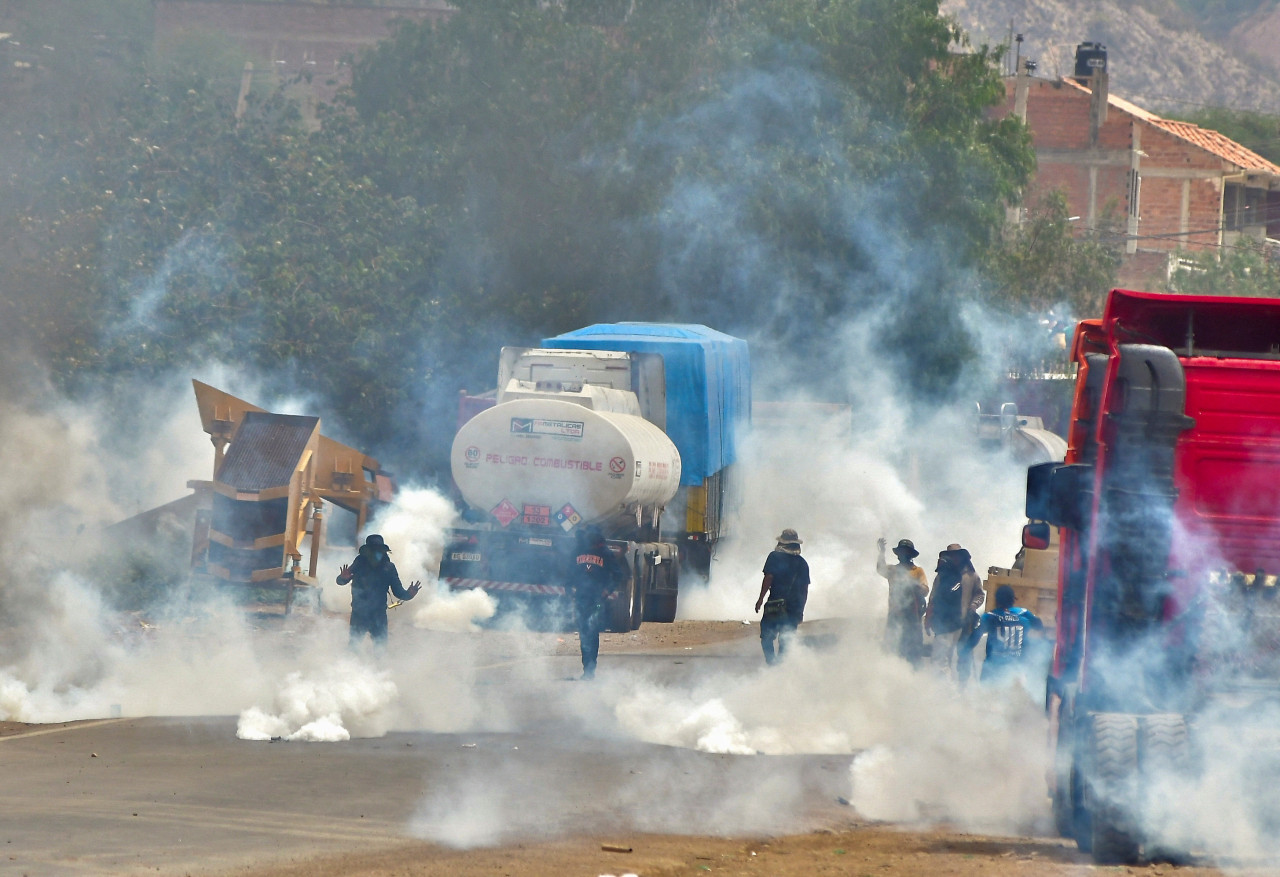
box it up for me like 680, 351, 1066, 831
542, 324, 750, 486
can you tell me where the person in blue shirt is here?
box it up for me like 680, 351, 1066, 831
754, 528, 811, 665
968, 584, 1044, 684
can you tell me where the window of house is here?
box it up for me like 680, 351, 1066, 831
1224, 182, 1267, 231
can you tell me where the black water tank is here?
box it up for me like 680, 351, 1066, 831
1074, 42, 1107, 79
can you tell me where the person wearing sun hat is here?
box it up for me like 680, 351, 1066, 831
925, 543, 985, 678
754, 528, 811, 665
876, 536, 929, 666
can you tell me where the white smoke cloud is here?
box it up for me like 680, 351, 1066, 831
236, 657, 398, 742
413, 586, 497, 633
349, 485, 499, 632
679, 387, 1028, 625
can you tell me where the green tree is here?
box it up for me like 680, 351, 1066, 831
4, 0, 1042, 473
339, 0, 1035, 405
0, 10, 441, 450
985, 190, 1122, 317
1164, 237, 1280, 298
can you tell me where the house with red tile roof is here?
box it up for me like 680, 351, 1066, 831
996, 46, 1280, 291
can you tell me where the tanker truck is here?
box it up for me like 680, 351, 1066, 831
1027, 289, 1280, 864
438, 324, 749, 631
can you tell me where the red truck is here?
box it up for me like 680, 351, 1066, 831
1026, 289, 1280, 863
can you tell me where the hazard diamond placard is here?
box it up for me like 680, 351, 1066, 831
491, 498, 519, 527
555, 503, 582, 532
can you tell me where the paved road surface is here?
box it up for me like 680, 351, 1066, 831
1, 629, 852, 875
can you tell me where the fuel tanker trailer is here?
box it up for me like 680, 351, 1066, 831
439, 324, 750, 631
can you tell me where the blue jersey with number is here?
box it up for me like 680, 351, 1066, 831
977, 606, 1043, 664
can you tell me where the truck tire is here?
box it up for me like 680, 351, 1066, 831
1140, 713, 1190, 861
1084, 712, 1142, 864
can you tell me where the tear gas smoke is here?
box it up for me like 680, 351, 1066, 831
9, 23, 1280, 865
112, 229, 233, 338
237, 657, 397, 742
358, 486, 498, 633
678, 387, 1029, 624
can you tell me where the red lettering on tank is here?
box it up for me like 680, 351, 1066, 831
647, 461, 671, 480
531, 457, 604, 471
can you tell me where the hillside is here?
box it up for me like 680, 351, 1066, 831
944, 0, 1280, 115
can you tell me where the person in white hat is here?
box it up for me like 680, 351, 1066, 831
754, 528, 810, 665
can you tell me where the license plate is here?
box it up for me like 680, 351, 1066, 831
450, 551, 482, 562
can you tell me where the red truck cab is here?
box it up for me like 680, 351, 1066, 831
1028, 289, 1280, 863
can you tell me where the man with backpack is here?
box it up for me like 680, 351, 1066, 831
754, 528, 811, 665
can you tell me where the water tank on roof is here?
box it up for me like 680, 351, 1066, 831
1074, 42, 1107, 80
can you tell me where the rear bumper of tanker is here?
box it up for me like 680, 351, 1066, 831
439, 528, 575, 628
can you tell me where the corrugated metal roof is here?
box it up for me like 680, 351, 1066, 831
218, 412, 318, 491
1061, 78, 1280, 176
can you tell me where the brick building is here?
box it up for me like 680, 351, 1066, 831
154, 0, 449, 119
997, 51, 1280, 290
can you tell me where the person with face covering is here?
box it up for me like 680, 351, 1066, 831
336, 534, 422, 648
925, 543, 985, 678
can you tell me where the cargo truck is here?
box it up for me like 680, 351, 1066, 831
1026, 289, 1280, 863
439, 324, 749, 632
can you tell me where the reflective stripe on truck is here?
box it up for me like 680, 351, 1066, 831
443, 578, 567, 596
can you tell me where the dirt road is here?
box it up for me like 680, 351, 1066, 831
0, 621, 1261, 876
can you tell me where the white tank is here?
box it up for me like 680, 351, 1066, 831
452, 398, 681, 527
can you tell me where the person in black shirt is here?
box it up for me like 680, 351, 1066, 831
754, 528, 811, 665
336, 534, 422, 649
925, 543, 984, 678
567, 526, 628, 680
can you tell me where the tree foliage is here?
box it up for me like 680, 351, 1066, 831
2, 0, 1043, 473
985, 190, 1123, 317
1164, 237, 1280, 298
